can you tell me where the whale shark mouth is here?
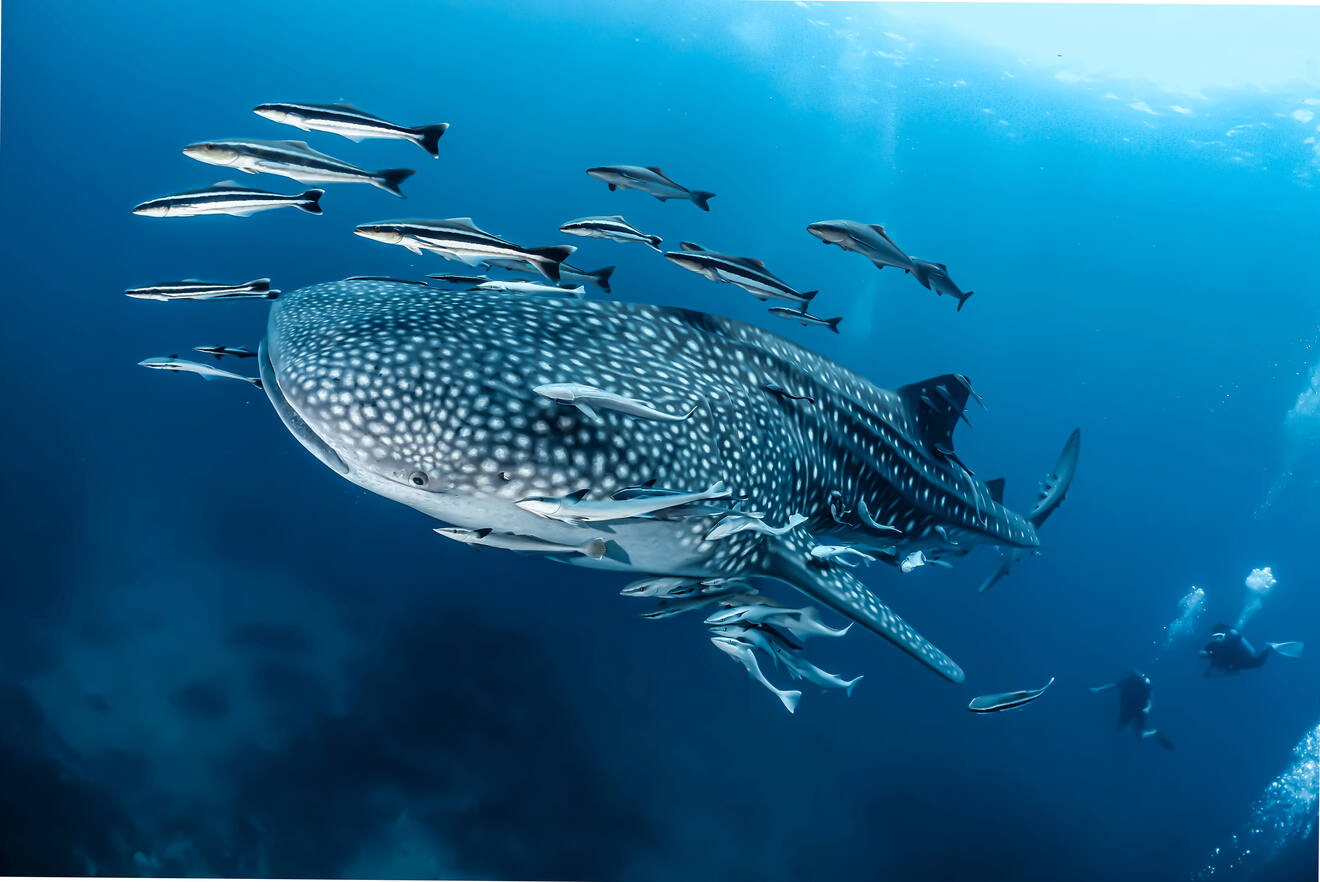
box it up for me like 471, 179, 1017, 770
258, 337, 349, 476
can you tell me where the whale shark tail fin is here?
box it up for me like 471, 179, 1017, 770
1268, 641, 1304, 659
764, 535, 964, 683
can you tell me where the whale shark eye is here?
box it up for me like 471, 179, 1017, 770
409, 471, 430, 487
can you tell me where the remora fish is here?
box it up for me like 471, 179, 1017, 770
427, 273, 490, 284
641, 590, 761, 620
968, 677, 1054, 713
710, 636, 800, 712
704, 604, 851, 639
126, 279, 278, 301
434, 526, 606, 559
560, 215, 663, 251
768, 305, 842, 333
705, 513, 807, 542
809, 545, 877, 567
183, 139, 415, 198
133, 181, 323, 217
763, 383, 815, 404
474, 280, 585, 299
194, 345, 257, 360
534, 383, 699, 423
517, 481, 730, 522
139, 356, 261, 387
665, 242, 815, 304
482, 257, 615, 293
345, 275, 429, 286
256, 280, 1049, 684
253, 102, 449, 157
910, 259, 973, 312
586, 165, 715, 211
806, 219, 915, 273
353, 218, 575, 282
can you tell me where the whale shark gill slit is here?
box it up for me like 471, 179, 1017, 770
259, 337, 348, 476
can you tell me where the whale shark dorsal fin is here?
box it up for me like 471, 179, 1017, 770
762, 535, 964, 683
986, 478, 1005, 504
897, 374, 973, 460
568, 488, 591, 501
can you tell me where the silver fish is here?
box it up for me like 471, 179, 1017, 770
806, 219, 915, 273
253, 102, 449, 157
474, 280, 585, 299
560, 215, 663, 251
534, 382, 698, 424
516, 481, 730, 523
354, 217, 575, 282
705, 513, 807, 542
126, 278, 278, 301
435, 526, 606, 559
704, 604, 851, 639
768, 305, 842, 333
808, 545, 876, 567
139, 356, 261, 387
194, 345, 257, 360
665, 242, 815, 305
586, 165, 715, 211
482, 257, 615, 293
910, 259, 973, 312
183, 138, 414, 197
132, 181, 322, 217
640, 591, 761, 620
968, 677, 1054, 713
710, 636, 800, 713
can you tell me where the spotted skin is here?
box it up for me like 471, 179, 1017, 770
262, 280, 1039, 682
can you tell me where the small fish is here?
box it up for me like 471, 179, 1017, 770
586, 165, 715, 211
517, 481, 731, 523
138, 356, 261, 387
474, 280, 585, 298
763, 383, 815, 404
768, 305, 842, 333
125, 278, 278, 301
345, 275, 429, 286
427, 273, 490, 284
434, 527, 606, 559
253, 102, 449, 157
910, 259, 973, 312
534, 382, 699, 424
968, 677, 1055, 713
856, 497, 902, 536
559, 215, 663, 251
707, 622, 804, 657
183, 139, 414, 198
806, 219, 915, 273
483, 257, 615, 293
665, 242, 816, 304
765, 641, 864, 695
705, 513, 807, 542
194, 345, 257, 360
354, 218, 575, 282
705, 604, 851, 639
808, 545, 876, 567
133, 181, 322, 218
620, 576, 704, 598
899, 550, 952, 574
710, 636, 800, 713
641, 591, 760, 620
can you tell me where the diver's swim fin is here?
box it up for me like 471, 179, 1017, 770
1142, 730, 1176, 751
1268, 641, 1304, 659
765, 536, 964, 683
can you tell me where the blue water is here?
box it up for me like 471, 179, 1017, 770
2, 2, 1318, 879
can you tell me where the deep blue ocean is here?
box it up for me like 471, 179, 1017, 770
2, 2, 1318, 880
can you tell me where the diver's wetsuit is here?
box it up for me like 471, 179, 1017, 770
1094, 671, 1175, 750
1201, 627, 1270, 674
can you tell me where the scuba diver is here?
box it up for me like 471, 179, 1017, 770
1200, 626, 1303, 675
1090, 671, 1175, 751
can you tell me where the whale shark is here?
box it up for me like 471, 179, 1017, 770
257, 279, 1053, 684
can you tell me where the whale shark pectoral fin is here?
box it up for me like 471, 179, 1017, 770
764, 540, 964, 683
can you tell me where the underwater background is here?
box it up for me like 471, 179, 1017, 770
2, 1, 1318, 879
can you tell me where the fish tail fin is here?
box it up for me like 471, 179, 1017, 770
801, 290, 819, 303
589, 265, 616, 294
410, 123, 449, 157
763, 536, 964, 683
845, 674, 864, 697
297, 189, 324, 214
826, 316, 842, 333
249, 377, 264, 388
373, 168, 416, 198
1268, 641, 1304, 659
957, 290, 973, 312
691, 190, 716, 211
247, 278, 272, 292
649, 235, 664, 251
705, 479, 731, 498
526, 245, 576, 283
779, 689, 801, 713
581, 538, 608, 560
